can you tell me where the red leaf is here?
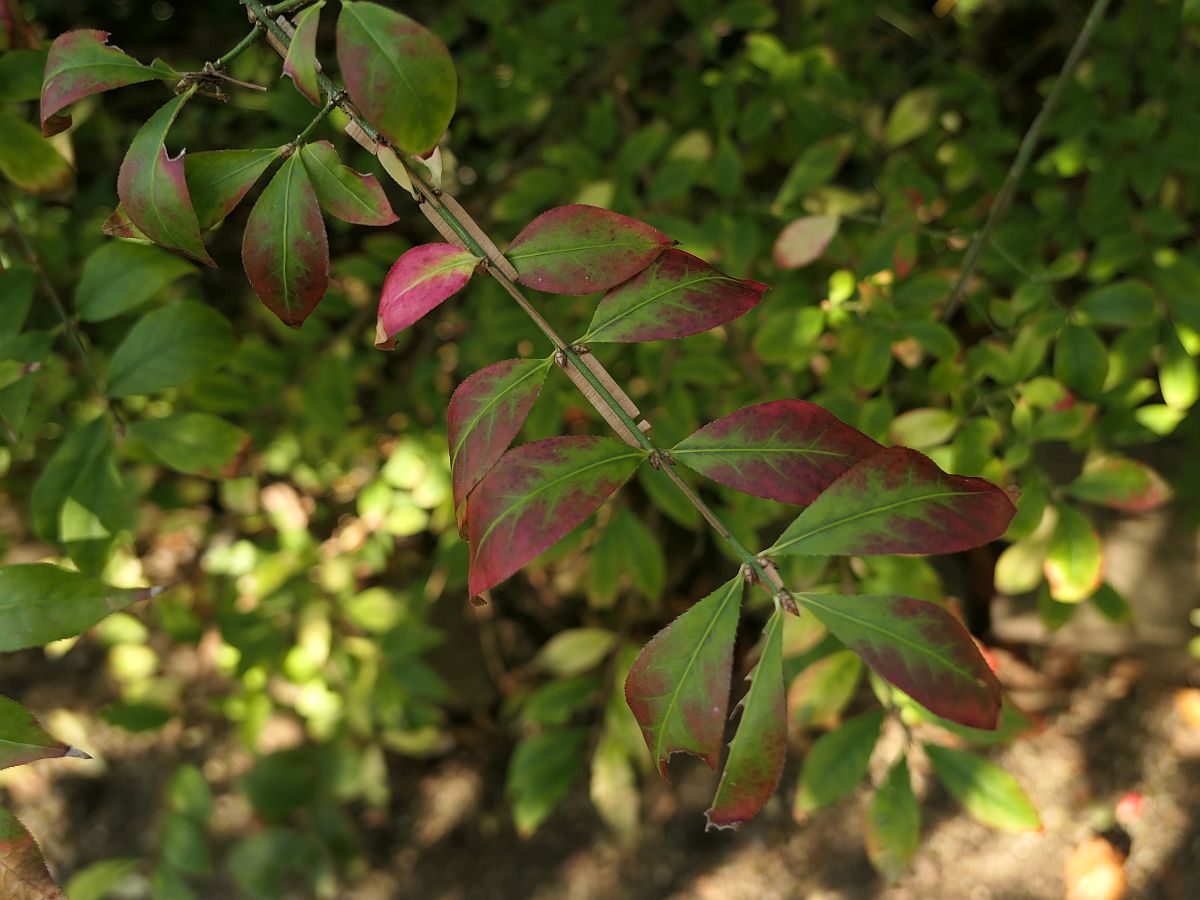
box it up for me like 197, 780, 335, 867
300, 141, 398, 227
582, 249, 766, 343
0, 806, 64, 899
241, 152, 329, 327
376, 243, 479, 347
506, 205, 674, 295
283, 0, 324, 105
466, 436, 645, 596
772, 215, 839, 270
1065, 455, 1173, 513
672, 400, 881, 505
448, 357, 552, 524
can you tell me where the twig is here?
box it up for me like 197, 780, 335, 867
942, 0, 1112, 321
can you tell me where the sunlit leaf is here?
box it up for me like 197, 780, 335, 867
1043, 504, 1103, 603
130, 412, 248, 477
672, 400, 880, 505
788, 649, 862, 729
283, 0, 325, 104
74, 241, 196, 322
0, 805, 63, 899
185, 148, 283, 232
507, 728, 587, 837
375, 243, 479, 347
924, 743, 1041, 832
300, 141, 398, 226
884, 87, 938, 148
772, 215, 839, 270
106, 300, 235, 397
706, 610, 787, 829
1160, 322, 1198, 411
242, 152, 329, 327
769, 447, 1015, 557
336, 0, 456, 154
888, 408, 959, 450
535, 628, 617, 677
0, 696, 81, 770
794, 709, 884, 814
1065, 456, 1172, 513
866, 756, 920, 883
796, 593, 1001, 729
582, 249, 766, 343
465, 436, 645, 596
0, 111, 72, 195
506, 204, 673, 295
625, 577, 743, 776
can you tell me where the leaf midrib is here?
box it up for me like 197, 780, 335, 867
449, 359, 551, 470
585, 274, 731, 340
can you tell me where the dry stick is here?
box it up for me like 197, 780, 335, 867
942, 0, 1112, 322
241, 0, 790, 607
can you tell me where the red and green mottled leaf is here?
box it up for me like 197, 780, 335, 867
1065, 455, 1173, 513
706, 610, 787, 830
582, 249, 766, 343
336, 0, 456, 155
0, 111, 73, 195
116, 92, 214, 266
1043, 503, 1103, 603
866, 756, 920, 883
0, 696, 78, 770
40, 29, 172, 136
241, 152, 329, 327
283, 0, 324, 105
185, 148, 283, 232
0, 806, 63, 899
1, 1, 38, 52
924, 743, 1041, 832
796, 593, 1000, 729
101, 205, 144, 240
794, 709, 884, 815
376, 243, 479, 347
768, 447, 1015, 557
300, 141, 398, 227
672, 400, 881, 505
624, 577, 743, 777
506, 204, 674, 295
447, 357, 553, 523
773, 215, 840, 270
465, 436, 646, 596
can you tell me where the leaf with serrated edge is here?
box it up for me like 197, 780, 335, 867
185, 148, 283, 232
0, 806, 64, 899
794, 709, 884, 815
769, 446, 1015, 557
672, 400, 881, 505
241, 152, 329, 327
924, 743, 1041, 832
706, 610, 787, 829
41, 29, 171, 136
1043, 504, 1103, 603
466, 436, 646, 596
583, 249, 766, 343
283, 0, 324, 104
301, 141, 398, 226
866, 756, 920, 883
506, 204, 673, 295
0, 696, 87, 770
377, 243, 479, 347
796, 593, 1001, 729
117, 92, 213, 266
336, 0, 456, 155
625, 577, 743, 777
448, 357, 553, 520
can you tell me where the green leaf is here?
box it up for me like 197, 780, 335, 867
300, 141, 398, 227
706, 610, 787, 829
336, 0, 457, 154
0, 696, 80, 770
1160, 323, 1198, 411
772, 134, 851, 213
884, 88, 938, 148
768, 447, 1015, 558
1077, 279, 1157, 328
534, 628, 617, 677
519, 676, 603, 727
30, 416, 128, 551
130, 412, 248, 477
64, 858, 140, 900
0, 111, 73, 195
283, 0, 325, 104
0, 49, 50, 104
1043, 504, 1103, 603
590, 723, 640, 842
75, 241, 196, 322
866, 756, 920, 883
625, 577, 743, 776
1065, 455, 1172, 513
0, 267, 35, 339
787, 650, 862, 729
0, 564, 155, 652
794, 710, 884, 814
1091, 583, 1132, 624
507, 728, 588, 837
587, 508, 667, 606
116, 92, 214, 266
185, 148, 283, 232
1054, 324, 1108, 399
924, 743, 1041, 832
106, 300, 235, 398
0, 805, 63, 899
796, 593, 1001, 729
889, 407, 960, 450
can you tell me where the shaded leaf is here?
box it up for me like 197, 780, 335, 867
769, 447, 1015, 557
40, 29, 170, 136
1091, 583, 1132, 624
0, 806, 63, 899
336, 0, 456, 154
796, 593, 1001, 729
0, 564, 155, 652
185, 148, 283, 232
30, 416, 128, 548
625, 577, 743, 776
1054, 324, 1108, 399
885, 87, 938, 148
773, 215, 839, 270
866, 756, 920, 883
794, 709, 884, 814
1077, 279, 1157, 328
672, 400, 881, 505
587, 508, 667, 606
0, 111, 72, 195
283, 0, 325, 104
376, 243, 479, 347
1043, 504, 1103, 603
130, 412, 248, 477
507, 204, 673, 295
0, 267, 35, 339
582, 249, 766, 343
706, 610, 787, 829
507, 728, 587, 837
788, 649, 862, 729
300, 141, 397, 226
924, 743, 1041, 832
75, 241, 195, 322
0, 696, 79, 770
466, 436, 645, 596
1066, 456, 1172, 513
448, 356, 552, 519
106, 300, 235, 398
242, 152, 329, 327
772, 135, 851, 213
